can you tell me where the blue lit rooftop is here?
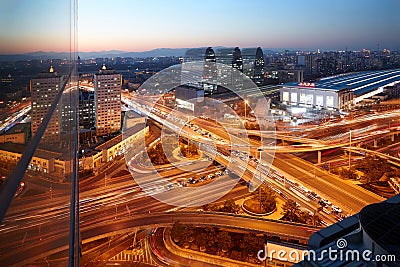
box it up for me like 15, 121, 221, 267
284, 69, 400, 96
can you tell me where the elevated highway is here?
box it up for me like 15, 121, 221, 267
1, 211, 319, 266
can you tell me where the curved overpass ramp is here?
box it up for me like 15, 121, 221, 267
2, 211, 319, 266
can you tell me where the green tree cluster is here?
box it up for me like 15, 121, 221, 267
355, 156, 393, 184
202, 199, 240, 214
171, 223, 233, 253
249, 185, 277, 213
179, 140, 200, 158
281, 199, 321, 226
338, 167, 358, 180
147, 143, 170, 165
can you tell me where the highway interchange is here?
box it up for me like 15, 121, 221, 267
0, 90, 397, 265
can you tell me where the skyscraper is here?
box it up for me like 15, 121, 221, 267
94, 65, 122, 136
30, 66, 63, 140
215, 47, 243, 72
215, 47, 243, 88
242, 47, 265, 85
304, 54, 319, 78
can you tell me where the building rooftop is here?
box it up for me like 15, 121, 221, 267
96, 65, 117, 75
0, 143, 62, 160
360, 202, 400, 259
0, 122, 29, 135
284, 69, 400, 96
96, 135, 122, 151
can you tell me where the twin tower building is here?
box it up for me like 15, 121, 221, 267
30, 64, 121, 141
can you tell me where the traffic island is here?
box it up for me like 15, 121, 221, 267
242, 197, 276, 216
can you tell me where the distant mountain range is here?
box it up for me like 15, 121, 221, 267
0, 47, 280, 61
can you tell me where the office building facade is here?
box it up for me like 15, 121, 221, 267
30, 66, 64, 140
94, 65, 122, 136
242, 47, 265, 85
280, 69, 400, 109
78, 89, 95, 130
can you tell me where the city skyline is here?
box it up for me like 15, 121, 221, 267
1, 0, 400, 54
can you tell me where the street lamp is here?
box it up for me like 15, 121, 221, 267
389, 119, 394, 130
244, 99, 249, 121
258, 148, 263, 181
348, 129, 352, 171
258, 148, 263, 210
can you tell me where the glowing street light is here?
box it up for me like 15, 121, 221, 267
244, 99, 249, 121
348, 128, 352, 171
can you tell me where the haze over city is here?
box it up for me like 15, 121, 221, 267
1, 0, 400, 54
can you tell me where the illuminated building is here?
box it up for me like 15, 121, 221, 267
184, 47, 216, 63
215, 47, 243, 89
280, 69, 400, 109
0, 123, 30, 144
0, 143, 72, 175
30, 66, 63, 140
94, 65, 122, 136
79, 125, 148, 172
215, 47, 243, 72
304, 53, 319, 77
241, 47, 265, 85
184, 47, 217, 92
78, 89, 95, 130
183, 46, 267, 89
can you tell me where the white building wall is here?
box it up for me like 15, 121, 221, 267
280, 86, 339, 109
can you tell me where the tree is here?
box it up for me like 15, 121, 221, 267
171, 222, 195, 245
179, 139, 200, 158
361, 169, 383, 184
202, 203, 220, 212
310, 213, 322, 226
196, 232, 208, 251
202, 203, 211, 211
221, 199, 240, 214
298, 210, 311, 224
205, 227, 217, 248
250, 185, 277, 213
281, 199, 300, 222
339, 167, 358, 180
181, 224, 195, 244
216, 231, 233, 252
147, 143, 170, 165
355, 156, 393, 184
171, 221, 185, 243
240, 233, 264, 256
259, 186, 277, 212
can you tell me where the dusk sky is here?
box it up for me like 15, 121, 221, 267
0, 0, 399, 54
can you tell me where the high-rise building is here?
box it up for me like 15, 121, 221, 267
183, 47, 218, 93
215, 47, 243, 72
241, 47, 265, 85
94, 65, 122, 136
215, 47, 243, 88
304, 54, 319, 78
78, 89, 95, 130
30, 66, 63, 140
